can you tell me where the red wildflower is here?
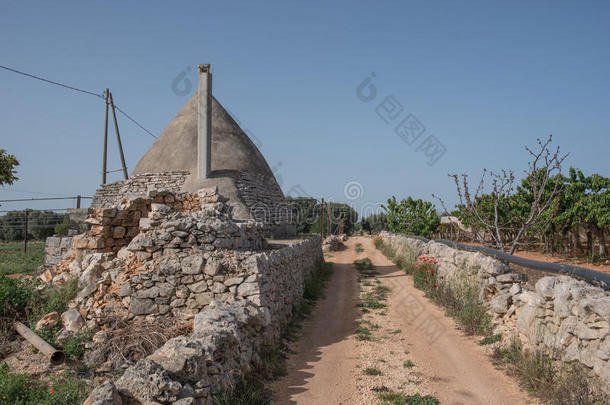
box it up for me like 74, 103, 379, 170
424, 279, 428, 283
433, 284, 438, 289
49, 389, 55, 394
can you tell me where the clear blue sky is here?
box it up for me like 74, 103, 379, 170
1, 0, 609, 216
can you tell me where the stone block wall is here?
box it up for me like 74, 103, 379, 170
91, 171, 189, 208
379, 231, 610, 389
44, 236, 74, 266
83, 236, 322, 404
236, 172, 295, 238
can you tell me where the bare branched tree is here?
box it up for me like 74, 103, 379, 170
449, 135, 568, 254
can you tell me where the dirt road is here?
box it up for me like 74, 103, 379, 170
271, 236, 537, 405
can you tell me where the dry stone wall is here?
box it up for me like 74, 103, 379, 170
44, 236, 74, 266
236, 172, 295, 237
47, 186, 322, 404
91, 171, 189, 209
379, 231, 610, 389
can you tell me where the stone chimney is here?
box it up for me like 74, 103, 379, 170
197, 64, 212, 178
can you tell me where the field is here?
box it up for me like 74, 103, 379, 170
0, 241, 45, 276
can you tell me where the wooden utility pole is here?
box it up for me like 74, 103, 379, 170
108, 91, 129, 180
327, 204, 332, 236
23, 209, 29, 253
320, 198, 325, 240
102, 88, 110, 185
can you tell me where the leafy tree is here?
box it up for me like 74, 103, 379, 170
0, 149, 19, 185
382, 196, 440, 238
287, 197, 320, 234
0, 210, 67, 241
361, 212, 388, 234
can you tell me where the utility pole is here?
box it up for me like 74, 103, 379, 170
327, 204, 332, 236
76, 195, 81, 209
108, 91, 129, 180
23, 209, 29, 253
320, 198, 325, 240
102, 88, 110, 184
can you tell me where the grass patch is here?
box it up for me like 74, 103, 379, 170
358, 283, 390, 310
355, 243, 364, 253
0, 242, 45, 276
0, 364, 90, 404
355, 325, 374, 341
403, 360, 415, 368
479, 333, 502, 345
390, 329, 402, 334
363, 367, 382, 376
376, 387, 439, 405
213, 373, 271, 405
492, 338, 609, 405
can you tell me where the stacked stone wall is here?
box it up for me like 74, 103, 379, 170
379, 231, 610, 389
91, 171, 189, 209
44, 236, 74, 266
236, 172, 295, 237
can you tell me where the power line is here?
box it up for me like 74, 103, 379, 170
0, 64, 158, 139
0, 197, 92, 203
0, 64, 104, 99
114, 104, 157, 139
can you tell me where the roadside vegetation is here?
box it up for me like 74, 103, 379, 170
0, 274, 93, 403
375, 237, 609, 404
492, 338, 608, 405
0, 241, 45, 276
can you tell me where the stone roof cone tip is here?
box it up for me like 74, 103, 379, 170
128, 64, 295, 237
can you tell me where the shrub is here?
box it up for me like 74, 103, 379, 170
492, 339, 609, 405
34, 279, 80, 319
54, 220, 70, 236
62, 328, 96, 360
0, 275, 37, 318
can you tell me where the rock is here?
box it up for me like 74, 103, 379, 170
188, 281, 208, 293
181, 255, 205, 275
225, 277, 243, 287
61, 309, 85, 333
83, 380, 122, 405
150, 203, 172, 214
496, 273, 518, 283
574, 322, 609, 340
509, 283, 522, 296
535, 277, 557, 299
204, 258, 221, 276
129, 298, 156, 315
588, 296, 610, 318
137, 286, 159, 299
193, 292, 213, 306
115, 359, 181, 403
118, 282, 131, 297
490, 293, 512, 314
237, 282, 259, 297
519, 291, 544, 307
148, 337, 206, 382
39, 269, 54, 284
112, 226, 126, 239
35, 312, 59, 330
